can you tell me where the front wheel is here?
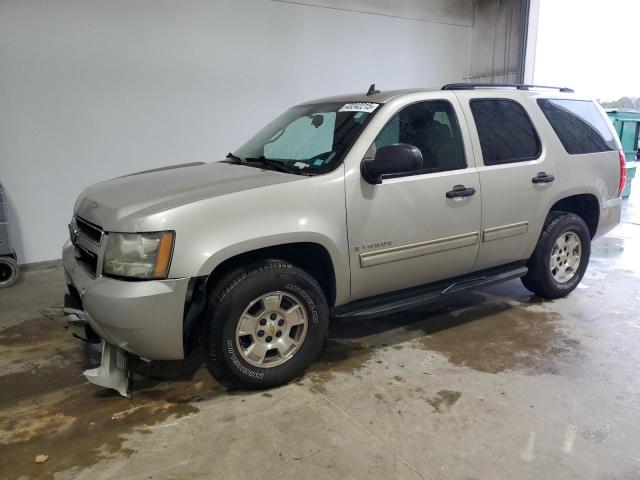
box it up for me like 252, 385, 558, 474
521, 212, 591, 299
203, 260, 329, 389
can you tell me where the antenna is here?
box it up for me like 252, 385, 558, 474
366, 84, 380, 96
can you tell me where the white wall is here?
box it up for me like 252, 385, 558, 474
0, 0, 473, 263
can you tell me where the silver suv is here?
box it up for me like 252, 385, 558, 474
63, 83, 624, 396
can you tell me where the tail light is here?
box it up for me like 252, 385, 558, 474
617, 150, 627, 197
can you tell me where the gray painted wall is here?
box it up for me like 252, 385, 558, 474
1, 0, 474, 263
467, 0, 527, 83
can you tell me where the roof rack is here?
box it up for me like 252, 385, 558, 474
442, 83, 575, 93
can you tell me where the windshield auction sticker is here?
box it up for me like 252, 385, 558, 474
339, 102, 379, 113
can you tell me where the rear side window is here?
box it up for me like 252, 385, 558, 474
537, 99, 616, 154
470, 99, 541, 165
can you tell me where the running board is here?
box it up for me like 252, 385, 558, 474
332, 264, 528, 320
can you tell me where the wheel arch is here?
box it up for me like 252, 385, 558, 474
183, 240, 340, 356
203, 242, 338, 308
548, 193, 600, 238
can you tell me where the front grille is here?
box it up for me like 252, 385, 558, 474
77, 246, 98, 276
75, 216, 103, 244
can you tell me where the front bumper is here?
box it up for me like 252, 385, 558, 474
63, 240, 189, 360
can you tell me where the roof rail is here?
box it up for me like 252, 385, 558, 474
442, 83, 575, 93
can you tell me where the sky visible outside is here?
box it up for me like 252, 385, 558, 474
534, 0, 640, 101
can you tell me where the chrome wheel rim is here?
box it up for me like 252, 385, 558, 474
549, 231, 582, 283
235, 291, 308, 368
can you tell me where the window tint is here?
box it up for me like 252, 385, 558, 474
537, 99, 616, 154
371, 100, 466, 174
470, 99, 541, 165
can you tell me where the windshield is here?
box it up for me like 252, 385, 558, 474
230, 102, 380, 174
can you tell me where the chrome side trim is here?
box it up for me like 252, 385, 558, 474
359, 231, 479, 268
482, 221, 529, 242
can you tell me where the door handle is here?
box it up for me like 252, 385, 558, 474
532, 172, 555, 184
446, 185, 476, 198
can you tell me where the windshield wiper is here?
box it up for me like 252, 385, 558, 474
226, 153, 300, 174
226, 152, 243, 163
244, 156, 299, 174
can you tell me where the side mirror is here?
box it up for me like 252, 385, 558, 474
361, 143, 423, 184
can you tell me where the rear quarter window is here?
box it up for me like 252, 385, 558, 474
537, 99, 616, 154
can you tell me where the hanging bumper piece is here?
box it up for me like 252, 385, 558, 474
83, 341, 132, 398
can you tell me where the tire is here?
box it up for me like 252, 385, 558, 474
203, 260, 329, 389
521, 212, 590, 299
0, 256, 18, 288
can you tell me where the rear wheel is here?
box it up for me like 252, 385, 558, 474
521, 212, 590, 299
0, 256, 18, 288
203, 260, 329, 389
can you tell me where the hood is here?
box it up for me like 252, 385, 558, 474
75, 162, 299, 230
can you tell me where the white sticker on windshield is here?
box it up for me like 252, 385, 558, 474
339, 102, 379, 113
294, 162, 307, 169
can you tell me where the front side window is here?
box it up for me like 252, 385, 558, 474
537, 99, 616, 154
232, 102, 378, 175
371, 100, 466, 174
470, 99, 541, 165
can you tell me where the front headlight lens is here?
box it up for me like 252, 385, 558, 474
103, 231, 174, 280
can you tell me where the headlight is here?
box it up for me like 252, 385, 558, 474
103, 231, 174, 280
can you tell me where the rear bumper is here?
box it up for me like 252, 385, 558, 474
595, 197, 622, 240
62, 240, 188, 360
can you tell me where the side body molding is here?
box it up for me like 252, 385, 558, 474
359, 231, 480, 268
482, 221, 529, 242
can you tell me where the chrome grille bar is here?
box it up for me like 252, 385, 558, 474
75, 216, 104, 244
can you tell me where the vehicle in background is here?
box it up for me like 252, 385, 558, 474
0, 181, 19, 288
63, 83, 624, 396
606, 108, 640, 198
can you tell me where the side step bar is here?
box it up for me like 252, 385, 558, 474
332, 264, 528, 320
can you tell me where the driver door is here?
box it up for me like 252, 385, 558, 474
345, 97, 482, 301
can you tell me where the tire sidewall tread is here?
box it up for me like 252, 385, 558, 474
203, 260, 328, 389
522, 212, 591, 299
0, 256, 18, 288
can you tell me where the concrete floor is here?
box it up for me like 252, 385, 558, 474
2, 192, 640, 479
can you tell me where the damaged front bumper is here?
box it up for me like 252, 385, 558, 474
63, 294, 131, 397
85, 341, 132, 398
62, 239, 190, 397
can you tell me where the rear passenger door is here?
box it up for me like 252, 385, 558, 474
457, 92, 560, 271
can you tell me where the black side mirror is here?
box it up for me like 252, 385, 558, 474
361, 143, 423, 184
